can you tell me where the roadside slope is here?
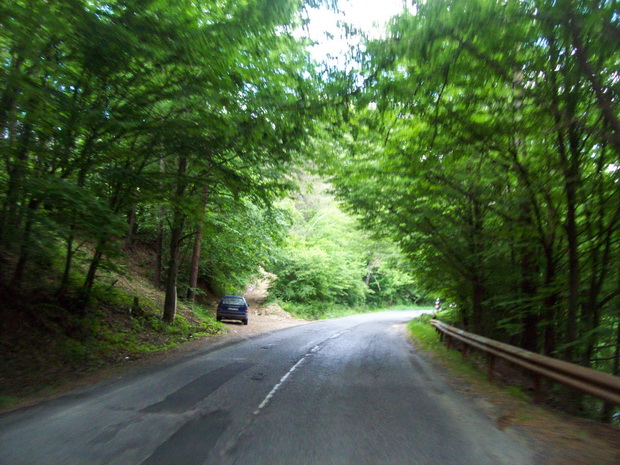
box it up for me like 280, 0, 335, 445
407, 316, 620, 465
0, 250, 305, 413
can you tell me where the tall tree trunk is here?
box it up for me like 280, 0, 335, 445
548, 47, 582, 364
187, 189, 208, 302
469, 198, 486, 335
82, 240, 105, 307
582, 145, 616, 368
58, 230, 75, 295
162, 156, 188, 324
582, 227, 605, 367
154, 206, 164, 289
565, 10, 620, 155
81, 174, 128, 307
154, 155, 165, 288
0, 123, 32, 247
521, 253, 539, 353
187, 228, 203, 302
471, 275, 485, 334
0, 52, 24, 135
563, 116, 582, 363
83, 164, 133, 302
517, 190, 539, 352
10, 198, 40, 288
124, 205, 137, 250
58, 167, 88, 296
163, 218, 184, 323
582, 296, 601, 366
542, 248, 558, 356
554, 69, 585, 411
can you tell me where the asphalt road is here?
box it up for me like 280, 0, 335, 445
0, 310, 534, 464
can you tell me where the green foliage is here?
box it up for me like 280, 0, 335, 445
407, 315, 487, 381
50, 284, 223, 366
0, 0, 336, 319
277, 300, 372, 320
199, 202, 291, 294
323, 0, 620, 399
279, 300, 332, 320
60, 339, 92, 364
0, 396, 19, 411
272, 236, 367, 306
267, 178, 424, 316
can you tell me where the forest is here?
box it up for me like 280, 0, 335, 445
1, 0, 619, 416
323, 0, 620, 417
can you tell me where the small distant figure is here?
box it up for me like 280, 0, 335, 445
434, 298, 441, 318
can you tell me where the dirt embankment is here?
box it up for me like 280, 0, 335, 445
239, 272, 305, 332
131, 274, 306, 360
0, 272, 306, 414
187, 275, 306, 348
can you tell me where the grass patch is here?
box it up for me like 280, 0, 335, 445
381, 303, 436, 311
0, 396, 19, 410
505, 385, 530, 402
323, 304, 434, 319
0, 244, 227, 411
321, 305, 383, 319
277, 300, 434, 320
407, 314, 518, 395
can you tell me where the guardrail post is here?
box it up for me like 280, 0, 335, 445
533, 374, 541, 404
430, 319, 620, 408
487, 354, 495, 382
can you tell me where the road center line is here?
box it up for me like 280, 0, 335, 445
329, 330, 347, 339
253, 330, 348, 415
254, 356, 307, 414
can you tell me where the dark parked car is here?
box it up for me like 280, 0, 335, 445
216, 295, 249, 325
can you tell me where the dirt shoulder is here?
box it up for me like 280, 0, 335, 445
0, 305, 307, 415
408, 333, 620, 465
0, 263, 308, 414
131, 306, 307, 361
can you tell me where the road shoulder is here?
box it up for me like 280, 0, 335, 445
407, 323, 620, 465
0, 311, 308, 415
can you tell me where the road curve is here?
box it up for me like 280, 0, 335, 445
0, 310, 533, 464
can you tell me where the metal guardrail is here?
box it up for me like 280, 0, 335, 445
430, 319, 620, 405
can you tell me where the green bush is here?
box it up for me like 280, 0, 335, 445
60, 338, 93, 363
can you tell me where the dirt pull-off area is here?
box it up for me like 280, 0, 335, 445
0, 274, 307, 414
217, 272, 308, 340
157, 274, 306, 357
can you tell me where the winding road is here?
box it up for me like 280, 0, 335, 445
0, 310, 534, 464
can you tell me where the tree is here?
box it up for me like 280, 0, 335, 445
326, 0, 619, 373
0, 0, 336, 322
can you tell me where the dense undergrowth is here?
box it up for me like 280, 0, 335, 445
264, 179, 433, 317
278, 300, 432, 320
408, 314, 620, 425
0, 244, 223, 410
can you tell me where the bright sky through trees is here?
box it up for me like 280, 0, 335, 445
304, 0, 409, 64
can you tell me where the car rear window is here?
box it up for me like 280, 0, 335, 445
222, 297, 245, 305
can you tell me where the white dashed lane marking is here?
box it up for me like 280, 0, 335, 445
253, 330, 349, 414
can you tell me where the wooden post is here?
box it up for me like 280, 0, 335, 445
487, 354, 495, 382
533, 374, 541, 404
